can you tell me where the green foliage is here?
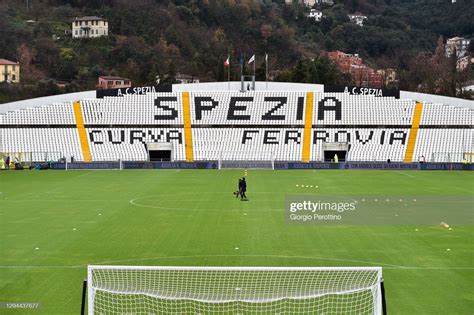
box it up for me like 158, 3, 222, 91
276, 56, 350, 85
59, 48, 75, 61
0, 0, 472, 102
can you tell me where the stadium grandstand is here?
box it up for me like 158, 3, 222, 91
1, 82, 472, 167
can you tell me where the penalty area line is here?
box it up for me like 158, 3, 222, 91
2, 254, 473, 271
395, 171, 415, 178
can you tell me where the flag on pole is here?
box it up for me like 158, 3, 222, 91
248, 54, 255, 64
224, 56, 230, 67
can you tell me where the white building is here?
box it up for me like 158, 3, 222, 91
285, 0, 314, 6
445, 36, 471, 58
72, 16, 108, 38
285, 0, 332, 5
175, 73, 200, 84
348, 14, 367, 27
308, 9, 323, 21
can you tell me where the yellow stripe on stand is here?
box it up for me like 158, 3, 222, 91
181, 92, 194, 162
404, 102, 423, 163
302, 92, 315, 162
73, 101, 92, 162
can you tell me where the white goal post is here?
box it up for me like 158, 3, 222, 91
218, 151, 275, 170
64, 159, 124, 171
87, 265, 384, 314
431, 152, 467, 163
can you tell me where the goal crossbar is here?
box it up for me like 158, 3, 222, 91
89, 265, 382, 272
218, 151, 276, 169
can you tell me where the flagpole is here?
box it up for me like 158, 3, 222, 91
228, 61, 230, 90
240, 54, 243, 80
253, 55, 256, 90
265, 54, 268, 90
240, 54, 243, 91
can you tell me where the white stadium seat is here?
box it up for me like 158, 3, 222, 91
0, 93, 472, 162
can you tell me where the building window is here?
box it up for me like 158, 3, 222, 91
12, 74, 16, 81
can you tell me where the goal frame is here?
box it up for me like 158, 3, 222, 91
218, 151, 276, 170
64, 159, 124, 171
87, 265, 385, 315
431, 152, 468, 163
0, 151, 62, 167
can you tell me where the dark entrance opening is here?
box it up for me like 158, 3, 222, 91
324, 150, 347, 162
149, 150, 171, 161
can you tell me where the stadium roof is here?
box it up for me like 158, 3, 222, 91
0, 59, 18, 65
99, 76, 131, 81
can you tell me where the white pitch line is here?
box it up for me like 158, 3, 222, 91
74, 254, 410, 268
2, 254, 473, 271
129, 198, 281, 212
75, 171, 94, 178
395, 171, 415, 178
2, 199, 124, 202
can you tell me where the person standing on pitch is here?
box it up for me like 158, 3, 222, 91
236, 178, 243, 198
240, 177, 247, 200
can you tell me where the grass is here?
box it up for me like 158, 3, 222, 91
0, 169, 473, 314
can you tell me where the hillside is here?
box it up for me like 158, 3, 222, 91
0, 0, 472, 103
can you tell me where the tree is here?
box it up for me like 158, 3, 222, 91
307, 56, 344, 85
291, 60, 307, 82
274, 57, 348, 85
16, 43, 44, 83
34, 38, 60, 77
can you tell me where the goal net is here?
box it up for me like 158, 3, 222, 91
0, 151, 62, 167
64, 159, 123, 170
218, 151, 275, 170
87, 266, 383, 314
431, 152, 466, 163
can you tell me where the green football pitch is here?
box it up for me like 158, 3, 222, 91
0, 169, 473, 314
